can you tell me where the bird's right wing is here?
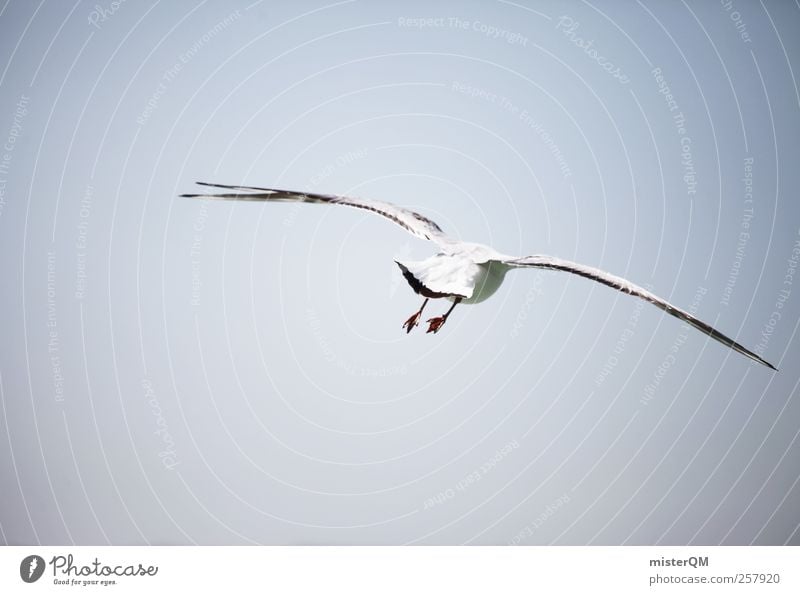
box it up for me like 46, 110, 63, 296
503, 254, 776, 370
181, 182, 452, 246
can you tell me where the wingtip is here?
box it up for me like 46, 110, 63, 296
754, 355, 778, 371
180, 181, 213, 197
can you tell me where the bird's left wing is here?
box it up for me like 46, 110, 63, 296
502, 254, 776, 370
181, 182, 451, 245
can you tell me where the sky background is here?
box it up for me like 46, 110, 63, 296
1, 0, 799, 545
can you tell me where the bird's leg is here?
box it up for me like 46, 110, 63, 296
402, 298, 429, 333
426, 298, 461, 334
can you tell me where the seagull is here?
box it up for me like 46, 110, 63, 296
181, 182, 777, 370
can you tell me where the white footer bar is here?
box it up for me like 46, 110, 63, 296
1, 546, 797, 594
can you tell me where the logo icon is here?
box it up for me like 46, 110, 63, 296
20, 555, 45, 583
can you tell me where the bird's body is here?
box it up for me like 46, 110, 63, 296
181, 182, 777, 371
396, 250, 509, 304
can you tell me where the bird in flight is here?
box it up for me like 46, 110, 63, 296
181, 182, 776, 370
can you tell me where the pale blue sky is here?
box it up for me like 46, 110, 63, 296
1, 0, 799, 545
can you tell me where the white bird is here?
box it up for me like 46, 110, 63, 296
181, 182, 776, 370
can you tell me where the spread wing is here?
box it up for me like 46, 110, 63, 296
503, 254, 776, 370
181, 182, 451, 245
